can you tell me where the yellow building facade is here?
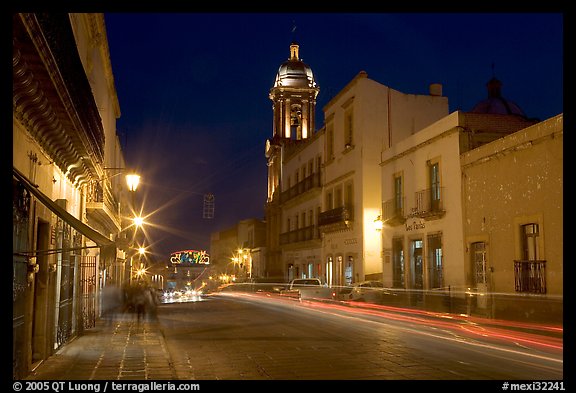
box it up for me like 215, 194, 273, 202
461, 114, 563, 322
12, 13, 128, 379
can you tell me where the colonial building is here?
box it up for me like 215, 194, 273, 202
12, 13, 130, 379
379, 77, 562, 322
379, 111, 537, 301
265, 42, 320, 279
461, 113, 563, 322
320, 72, 448, 286
210, 218, 266, 280
265, 42, 449, 285
278, 129, 324, 282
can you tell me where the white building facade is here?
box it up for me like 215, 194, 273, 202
379, 107, 562, 320
264, 44, 451, 284
319, 72, 449, 286
278, 130, 324, 282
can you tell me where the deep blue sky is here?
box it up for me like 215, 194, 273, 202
104, 13, 563, 260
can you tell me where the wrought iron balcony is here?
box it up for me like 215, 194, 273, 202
514, 260, 546, 294
382, 197, 406, 225
408, 187, 446, 220
279, 225, 320, 245
280, 172, 321, 204
86, 180, 121, 232
318, 205, 353, 233
13, 14, 105, 185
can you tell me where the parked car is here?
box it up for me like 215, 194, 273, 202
281, 278, 331, 299
333, 280, 391, 302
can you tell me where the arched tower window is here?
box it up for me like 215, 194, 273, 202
290, 104, 302, 139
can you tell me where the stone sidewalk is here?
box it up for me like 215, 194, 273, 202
24, 316, 176, 380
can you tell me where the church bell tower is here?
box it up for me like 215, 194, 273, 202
265, 42, 319, 202
264, 42, 319, 278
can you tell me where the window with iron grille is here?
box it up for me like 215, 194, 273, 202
514, 223, 546, 294
429, 161, 441, 210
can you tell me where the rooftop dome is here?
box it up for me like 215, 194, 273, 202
470, 77, 527, 117
273, 42, 317, 89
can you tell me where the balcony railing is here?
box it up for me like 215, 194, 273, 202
318, 205, 353, 233
408, 187, 445, 219
514, 260, 546, 294
86, 180, 121, 231
280, 172, 321, 204
382, 197, 406, 225
279, 225, 320, 245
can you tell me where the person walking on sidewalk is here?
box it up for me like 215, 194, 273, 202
101, 281, 123, 326
133, 284, 148, 324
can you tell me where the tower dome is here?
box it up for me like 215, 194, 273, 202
470, 77, 527, 118
273, 42, 317, 89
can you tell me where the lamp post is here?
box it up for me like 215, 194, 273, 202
131, 246, 147, 283
125, 173, 141, 219
95, 168, 142, 285
235, 248, 252, 280
111, 169, 140, 285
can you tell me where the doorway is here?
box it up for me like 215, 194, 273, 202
411, 239, 423, 289
472, 241, 488, 308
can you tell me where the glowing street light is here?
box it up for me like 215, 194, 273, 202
133, 216, 144, 227
125, 173, 140, 192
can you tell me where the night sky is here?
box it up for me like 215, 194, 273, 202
103, 13, 563, 261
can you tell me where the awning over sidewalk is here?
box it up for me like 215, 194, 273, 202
13, 166, 116, 256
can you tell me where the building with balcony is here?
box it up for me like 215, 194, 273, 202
264, 41, 451, 285
278, 130, 324, 282
380, 111, 537, 299
319, 72, 449, 286
12, 13, 127, 379
265, 41, 320, 279
377, 74, 564, 323
461, 114, 563, 322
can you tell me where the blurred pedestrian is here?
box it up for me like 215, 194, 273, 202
101, 282, 122, 326
133, 285, 147, 324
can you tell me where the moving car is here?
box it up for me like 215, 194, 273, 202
333, 280, 390, 302
281, 278, 331, 299
289, 278, 323, 290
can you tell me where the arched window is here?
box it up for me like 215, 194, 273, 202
290, 104, 302, 139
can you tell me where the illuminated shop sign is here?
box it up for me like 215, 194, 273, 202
170, 250, 210, 266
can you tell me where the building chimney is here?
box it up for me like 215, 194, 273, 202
429, 83, 443, 96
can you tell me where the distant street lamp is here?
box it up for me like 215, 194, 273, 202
133, 216, 144, 227
233, 248, 252, 279
132, 246, 147, 282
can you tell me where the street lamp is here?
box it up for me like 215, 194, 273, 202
132, 246, 147, 282
133, 216, 144, 227
125, 173, 140, 192
102, 167, 140, 193
235, 248, 252, 279
95, 168, 141, 285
